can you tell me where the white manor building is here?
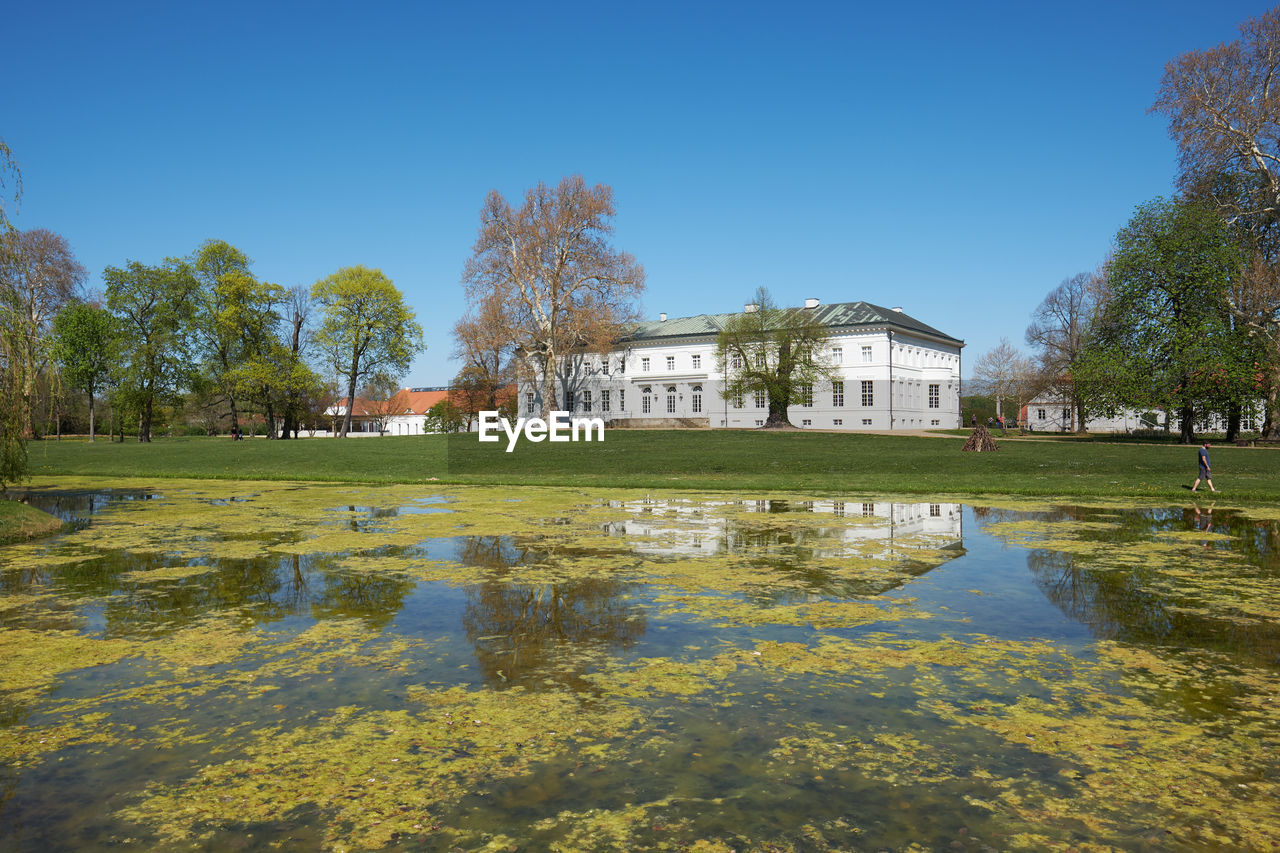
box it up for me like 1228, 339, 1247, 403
520, 298, 964, 430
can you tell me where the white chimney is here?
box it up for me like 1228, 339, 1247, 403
804, 297, 819, 309
659, 312, 667, 322
744, 303, 759, 313
892, 306, 903, 312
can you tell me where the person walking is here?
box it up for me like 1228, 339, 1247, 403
1191, 441, 1217, 492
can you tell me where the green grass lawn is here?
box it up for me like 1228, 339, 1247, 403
21, 430, 1279, 502
0, 498, 66, 545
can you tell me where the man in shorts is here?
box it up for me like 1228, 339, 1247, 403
1191, 441, 1217, 492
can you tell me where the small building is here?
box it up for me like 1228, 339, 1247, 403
520, 298, 964, 430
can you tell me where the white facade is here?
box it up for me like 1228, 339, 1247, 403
1023, 391, 1263, 434
519, 300, 965, 431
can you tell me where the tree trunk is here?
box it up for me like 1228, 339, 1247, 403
88, 391, 95, 443
229, 398, 240, 438
1264, 381, 1280, 440
1226, 403, 1241, 443
341, 375, 356, 438
1178, 402, 1195, 444
139, 396, 153, 443
763, 396, 792, 428
1073, 396, 1087, 435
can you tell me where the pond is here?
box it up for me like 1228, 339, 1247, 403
1, 480, 1277, 851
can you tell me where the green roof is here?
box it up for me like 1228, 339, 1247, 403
624, 301, 963, 346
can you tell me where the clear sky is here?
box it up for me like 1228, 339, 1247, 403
6, 0, 1275, 385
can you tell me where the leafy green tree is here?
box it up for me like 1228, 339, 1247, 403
313, 266, 423, 437
105, 259, 198, 442
1076, 198, 1250, 443
1151, 7, 1280, 437
50, 301, 117, 441
715, 287, 836, 428
425, 398, 466, 434
191, 240, 268, 435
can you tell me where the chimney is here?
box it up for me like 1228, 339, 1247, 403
804, 297, 819, 309
744, 303, 759, 313
891, 306, 903, 313
659, 312, 667, 322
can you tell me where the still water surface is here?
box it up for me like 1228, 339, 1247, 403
1, 482, 1277, 850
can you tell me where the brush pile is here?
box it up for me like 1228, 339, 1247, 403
962, 425, 999, 452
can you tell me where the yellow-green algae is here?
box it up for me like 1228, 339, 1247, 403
118, 687, 643, 850
4, 479, 1279, 850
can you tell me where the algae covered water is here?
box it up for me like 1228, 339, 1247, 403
1, 480, 1277, 850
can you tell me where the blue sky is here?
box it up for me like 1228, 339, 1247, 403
6, 0, 1274, 385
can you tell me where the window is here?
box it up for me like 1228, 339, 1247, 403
862, 418, 872, 425
692, 354, 701, 369
928, 384, 940, 409
732, 393, 744, 408
755, 419, 764, 426
801, 419, 812, 426
641, 357, 650, 372
1037, 408, 1046, 420
619, 390, 625, 410
832, 347, 842, 364
861, 346, 872, 363
582, 390, 592, 412
862, 502, 875, 517
930, 504, 941, 517
601, 390, 611, 412
931, 419, 939, 426
833, 418, 843, 426
730, 352, 743, 369
754, 389, 766, 408
616, 358, 625, 375
666, 387, 677, 414
642, 395, 652, 414
666, 355, 675, 371
525, 392, 534, 411
832, 381, 844, 407
1063, 408, 1071, 422
861, 381, 874, 407
692, 386, 702, 413
799, 383, 813, 407
833, 501, 845, 516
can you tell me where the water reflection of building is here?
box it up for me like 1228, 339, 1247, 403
606, 498, 963, 557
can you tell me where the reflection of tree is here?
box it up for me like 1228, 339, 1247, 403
458, 536, 645, 689
309, 551, 414, 629
1007, 505, 1280, 666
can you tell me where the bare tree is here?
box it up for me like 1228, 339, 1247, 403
0, 138, 18, 233
1025, 270, 1108, 433
0, 228, 87, 435
971, 337, 1035, 424
1152, 7, 1280, 437
462, 176, 645, 418
452, 292, 510, 416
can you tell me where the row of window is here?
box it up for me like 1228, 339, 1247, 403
528, 382, 944, 414
636, 345, 962, 373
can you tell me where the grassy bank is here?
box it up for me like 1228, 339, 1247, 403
21, 430, 1280, 502
0, 498, 66, 544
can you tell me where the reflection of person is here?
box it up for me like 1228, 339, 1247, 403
1191, 441, 1217, 492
